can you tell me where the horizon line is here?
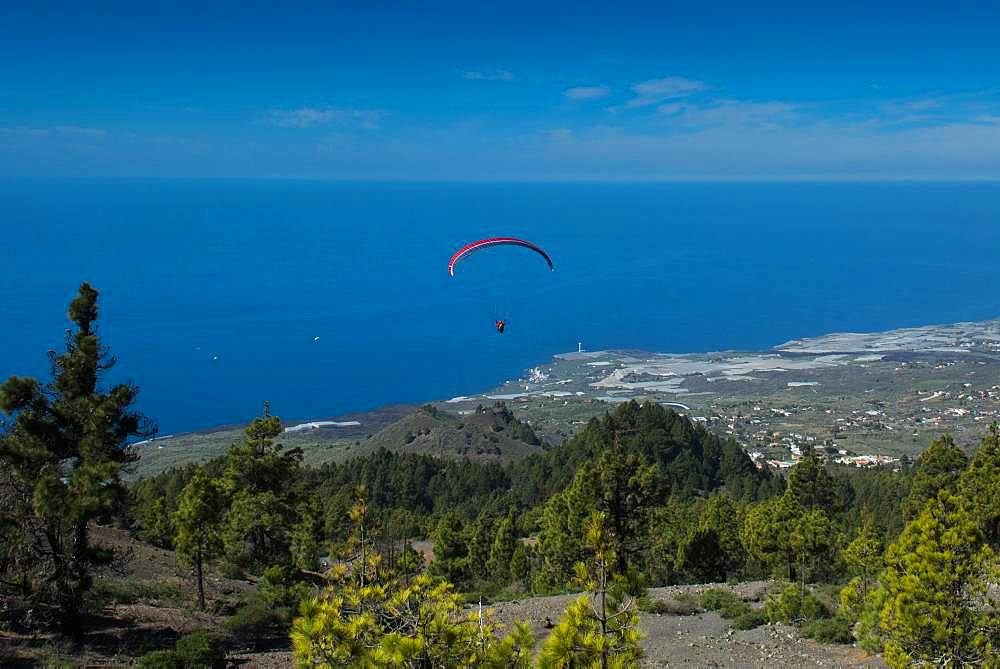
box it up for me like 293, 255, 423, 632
5, 174, 1000, 184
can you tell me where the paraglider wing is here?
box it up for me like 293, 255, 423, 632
448, 237, 554, 276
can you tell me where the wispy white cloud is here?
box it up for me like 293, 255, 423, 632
262, 107, 387, 129
625, 76, 708, 108
544, 128, 573, 141
564, 85, 611, 101
0, 125, 108, 139
460, 69, 517, 82
532, 89, 1000, 178
53, 125, 108, 138
658, 99, 800, 130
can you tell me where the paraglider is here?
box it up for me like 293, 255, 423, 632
448, 237, 553, 334
448, 237, 554, 277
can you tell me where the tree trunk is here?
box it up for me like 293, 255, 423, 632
196, 545, 205, 611
600, 561, 609, 669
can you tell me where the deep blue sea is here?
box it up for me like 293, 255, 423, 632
3, 179, 1000, 434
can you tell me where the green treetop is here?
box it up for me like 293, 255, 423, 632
787, 447, 838, 512
902, 434, 968, 521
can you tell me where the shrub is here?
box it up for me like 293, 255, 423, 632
174, 631, 227, 668
673, 591, 699, 606
42, 659, 76, 669
92, 580, 142, 605
225, 598, 280, 648
856, 586, 889, 653
89, 579, 187, 611
698, 588, 742, 612
838, 576, 865, 621
136, 650, 183, 669
641, 598, 700, 616
731, 610, 768, 630
764, 584, 830, 625
717, 598, 752, 619
799, 592, 829, 622
802, 617, 853, 644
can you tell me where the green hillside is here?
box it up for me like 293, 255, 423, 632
127, 404, 417, 478
351, 403, 547, 463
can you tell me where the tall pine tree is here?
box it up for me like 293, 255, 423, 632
220, 403, 302, 574
958, 423, 1000, 551
0, 283, 151, 635
174, 465, 224, 610
879, 491, 998, 667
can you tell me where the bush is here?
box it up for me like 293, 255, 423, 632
641, 598, 700, 616
90, 579, 187, 611
174, 631, 227, 668
225, 598, 280, 648
764, 584, 830, 625
92, 580, 142, 605
799, 592, 829, 622
731, 610, 767, 630
802, 617, 853, 644
717, 598, 752, 619
699, 588, 743, 613
136, 650, 183, 669
856, 586, 888, 653
136, 633, 226, 669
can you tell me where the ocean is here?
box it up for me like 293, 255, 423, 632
3, 179, 1000, 434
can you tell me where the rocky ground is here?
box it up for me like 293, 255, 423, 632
485, 582, 886, 669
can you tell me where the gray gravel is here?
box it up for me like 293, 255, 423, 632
487, 581, 888, 669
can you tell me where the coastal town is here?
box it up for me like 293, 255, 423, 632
452, 318, 1000, 468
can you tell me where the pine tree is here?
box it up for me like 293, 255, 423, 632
740, 492, 804, 581
510, 544, 531, 590
487, 511, 519, 586
697, 495, 747, 579
879, 491, 998, 667
787, 447, 837, 512
291, 493, 534, 667
902, 434, 968, 521
537, 450, 662, 586
289, 497, 323, 572
173, 466, 224, 610
677, 526, 726, 583
788, 508, 833, 589
838, 519, 883, 620
467, 511, 496, 582
537, 480, 588, 587
138, 497, 176, 549
538, 512, 644, 669
958, 422, 1000, 550
428, 511, 468, 584
0, 283, 151, 636
219, 403, 302, 574
645, 496, 699, 586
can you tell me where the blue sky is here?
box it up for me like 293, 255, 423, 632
3, 1, 1000, 179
